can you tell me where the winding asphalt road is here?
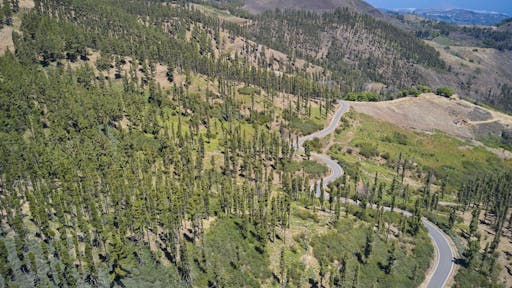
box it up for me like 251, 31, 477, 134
295, 101, 455, 287
294, 102, 349, 189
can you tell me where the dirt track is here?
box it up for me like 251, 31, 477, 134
0, 26, 14, 55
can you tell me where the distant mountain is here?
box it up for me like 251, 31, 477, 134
382, 8, 510, 25
498, 18, 512, 30
241, 0, 382, 16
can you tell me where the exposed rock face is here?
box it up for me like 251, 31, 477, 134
502, 128, 512, 145
473, 121, 506, 138
468, 107, 492, 122
473, 122, 512, 147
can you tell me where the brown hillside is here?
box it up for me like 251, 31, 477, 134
419, 41, 512, 112
351, 93, 512, 158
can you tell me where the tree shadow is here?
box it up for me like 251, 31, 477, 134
453, 257, 467, 268
355, 252, 364, 264
271, 272, 280, 284
308, 277, 319, 288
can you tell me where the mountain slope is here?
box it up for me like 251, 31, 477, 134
379, 13, 512, 111
1, 1, 512, 288
210, 0, 448, 93
0, 2, 441, 288
242, 0, 382, 16
383, 8, 510, 25
242, 8, 444, 89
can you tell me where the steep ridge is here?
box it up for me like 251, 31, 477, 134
244, 8, 444, 89
243, 0, 382, 16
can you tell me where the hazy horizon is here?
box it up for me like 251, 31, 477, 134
365, 0, 512, 15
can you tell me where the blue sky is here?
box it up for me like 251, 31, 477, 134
365, 0, 512, 14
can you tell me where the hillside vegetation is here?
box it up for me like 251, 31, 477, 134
0, 0, 511, 287
0, 0, 441, 287
241, 0, 381, 16
244, 8, 445, 89
387, 14, 512, 112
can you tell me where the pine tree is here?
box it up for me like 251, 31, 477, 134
108, 235, 131, 286
0, 240, 14, 282
304, 143, 311, 160
338, 254, 347, 287
363, 227, 374, 264
448, 208, 456, 230
28, 251, 37, 277
440, 180, 447, 199
470, 208, 480, 237
279, 248, 286, 286
384, 241, 397, 274
319, 257, 327, 287
352, 263, 359, 288
333, 199, 341, 224
390, 177, 397, 212
84, 241, 98, 285
464, 235, 481, 267
319, 179, 325, 210
179, 239, 192, 284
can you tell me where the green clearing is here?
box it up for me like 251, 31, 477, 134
331, 112, 512, 189
286, 105, 328, 136
289, 117, 323, 135
479, 134, 512, 152
238, 86, 261, 96
284, 159, 329, 178
433, 36, 455, 46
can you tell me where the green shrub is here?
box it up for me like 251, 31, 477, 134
356, 142, 379, 158
436, 87, 454, 97
285, 160, 327, 177
345, 91, 380, 102
304, 138, 322, 152
336, 158, 361, 178
289, 118, 322, 135
238, 86, 260, 95
249, 111, 271, 125
400, 88, 421, 97
294, 208, 320, 223
418, 85, 432, 93
95, 53, 112, 71
382, 132, 409, 145
194, 218, 271, 286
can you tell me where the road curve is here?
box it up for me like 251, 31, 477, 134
295, 101, 350, 151
422, 219, 455, 288
295, 101, 455, 287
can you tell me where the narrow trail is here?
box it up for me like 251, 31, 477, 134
295, 101, 456, 287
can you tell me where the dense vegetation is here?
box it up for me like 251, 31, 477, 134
1, 0, 511, 287
328, 111, 512, 287
0, 34, 302, 287
0, 0, 443, 287
330, 112, 511, 190
451, 170, 512, 287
